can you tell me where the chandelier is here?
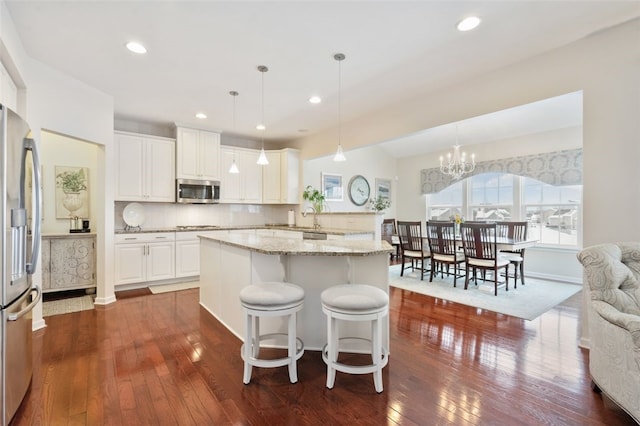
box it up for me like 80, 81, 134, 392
440, 145, 475, 180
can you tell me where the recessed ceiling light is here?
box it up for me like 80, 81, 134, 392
457, 16, 481, 32
126, 41, 147, 54
256, 124, 266, 130
309, 96, 322, 104
195, 113, 207, 119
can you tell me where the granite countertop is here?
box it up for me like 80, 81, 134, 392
115, 225, 373, 236
200, 233, 392, 256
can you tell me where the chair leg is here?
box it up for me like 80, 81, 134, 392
512, 261, 518, 289
464, 264, 470, 290
429, 259, 436, 282
287, 312, 298, 383
520, 260, 525, 285
400, 257, 405, 276
326, 315, 337, 389
243, 311, 253, 384
372, 316, 383, 393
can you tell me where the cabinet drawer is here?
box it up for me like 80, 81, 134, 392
115, 232, 175, 244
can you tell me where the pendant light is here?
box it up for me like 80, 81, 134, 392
228, 91, 240, 174
256, 65, 269, 165
333, 53, 346, 162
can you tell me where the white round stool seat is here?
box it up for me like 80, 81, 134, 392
239, 282, 305, 385
321, 284, 389, 393
240, 281, 305, 310
321, 284, 388, 314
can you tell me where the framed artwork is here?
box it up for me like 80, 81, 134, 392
322, 172, 343, 201
55, 166, 90, 219
376, 178, 391, 200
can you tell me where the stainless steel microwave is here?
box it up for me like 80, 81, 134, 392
176, 179, 220, 204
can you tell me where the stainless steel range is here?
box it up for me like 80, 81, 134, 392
0, 105, 42, 425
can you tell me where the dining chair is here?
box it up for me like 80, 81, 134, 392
460, 222, 510, 296
425, 221, 465, 287
496, 221, 527, 288
396, 221, 430, 280
382, 218, 400, 259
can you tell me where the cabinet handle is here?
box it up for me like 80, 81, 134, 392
124, 237, 137, 240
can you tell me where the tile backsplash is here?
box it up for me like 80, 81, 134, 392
114, 202, 292, 230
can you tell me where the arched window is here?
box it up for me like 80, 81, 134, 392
426, 173, 581, 247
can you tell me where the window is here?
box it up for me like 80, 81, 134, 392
523, 177, 581, 246
426, 173, 581, 248
427, 180, 462, 220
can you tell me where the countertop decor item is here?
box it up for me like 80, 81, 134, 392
122, 202, 145, 230
348, 175, 370, 206
302, 185, 325, 213
369, 195, 391, 211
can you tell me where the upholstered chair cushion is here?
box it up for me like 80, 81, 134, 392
239, 282, 305, 310
578, 242, 640, 316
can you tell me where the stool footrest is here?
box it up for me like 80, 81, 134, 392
241, 333, 304, 369
321, 340, 388, 375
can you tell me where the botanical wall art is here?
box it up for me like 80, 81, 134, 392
55, 166, 89, 219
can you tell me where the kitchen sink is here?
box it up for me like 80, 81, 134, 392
302, 231, 327, 240
176, 225, 219, 230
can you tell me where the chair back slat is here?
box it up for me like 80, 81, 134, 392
461, 223, 497, 261
426, 221, 457, 256
496, 221, 527, 254
397, 221, 424, 252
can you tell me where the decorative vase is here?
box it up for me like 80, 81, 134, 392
62, 192, 83, 215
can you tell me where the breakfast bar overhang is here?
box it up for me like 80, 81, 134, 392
199, 233, 394, 351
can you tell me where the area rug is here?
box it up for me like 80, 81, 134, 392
389, 265, 581, 321
42, 295, 94, 317
149, 281, 200, 294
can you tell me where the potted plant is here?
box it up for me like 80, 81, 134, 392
302, 185, 326, 213
369, 195, 391, 212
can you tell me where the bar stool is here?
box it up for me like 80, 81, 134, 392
321, 284, 389, 393
239, 282, 305, 384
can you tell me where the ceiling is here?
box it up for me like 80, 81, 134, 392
5, 1, 640, 154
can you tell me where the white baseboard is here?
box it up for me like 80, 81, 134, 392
32, 319, 47, 331
525, 271, 582, 285
94, 295, 117, 305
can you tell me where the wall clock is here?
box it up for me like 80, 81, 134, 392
348, 175, 370, 206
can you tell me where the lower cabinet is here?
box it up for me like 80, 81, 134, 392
175, 232, 201, 278
115, 232, 175, 285
42, 234, 96, 293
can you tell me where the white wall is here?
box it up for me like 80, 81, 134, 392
41, 131, 99, 234
303, 144, 398, 217
294, 18, 640, 248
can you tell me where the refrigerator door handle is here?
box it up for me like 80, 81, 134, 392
8, 286, 41, 321
23, 138, 42, 275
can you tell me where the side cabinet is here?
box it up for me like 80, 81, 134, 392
42, 234, 96, 293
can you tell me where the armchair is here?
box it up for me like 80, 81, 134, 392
577, 243, 640, 423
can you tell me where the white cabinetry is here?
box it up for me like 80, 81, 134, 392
0, 62, 17, 111
220, 147, 262, 203
262, 149, 299, 204
176, 127, 220, 180
262, 151, 282, 203
175, 232, 201, 278
115, 131, 175, 202
115, 233, 175, 285
42, 234, 96, 292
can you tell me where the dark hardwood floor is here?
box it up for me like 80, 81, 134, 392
13, 266, 637, 425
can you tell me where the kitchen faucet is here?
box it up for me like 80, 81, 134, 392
302, 206, 321, 230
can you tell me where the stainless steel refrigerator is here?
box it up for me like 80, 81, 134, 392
0, 105, 42, 425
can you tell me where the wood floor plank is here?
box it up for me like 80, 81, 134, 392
11, 270, 638, 426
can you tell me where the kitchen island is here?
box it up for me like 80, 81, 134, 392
199, 233, 393, 351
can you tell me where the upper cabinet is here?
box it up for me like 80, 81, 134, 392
115, 131, 175, 202
221, 146, 299, 204
176, 127, 220, 180
262, 148, 300, 204
220, 147, 262, 203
